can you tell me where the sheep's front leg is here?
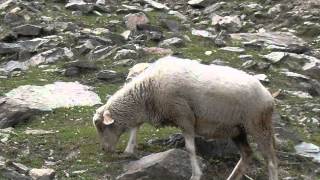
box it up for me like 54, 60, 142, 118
184, 133, 202, 180
124, 127, 138, 154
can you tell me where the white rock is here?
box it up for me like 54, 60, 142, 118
191, 29, 216, 39
263, 52, 287, 63
29, 168, 55, 180
5, 82, 102, 111
254, 74, 269, 82
168, 10, 187, 21
25, 129, 55, 135
205, 51, 212, 56
281, 71, 310, 80
143, 0, 169, 10
295, 142, 320, 163
220, 46, 245, 53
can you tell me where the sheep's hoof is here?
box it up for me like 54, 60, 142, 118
190, 175, 201, 180
122, 151, 137, 159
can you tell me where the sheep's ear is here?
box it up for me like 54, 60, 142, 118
103, 110, 114, 125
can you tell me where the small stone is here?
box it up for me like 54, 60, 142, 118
112, 59, 136, 67
143, 0, 170, 10
29, 168, 55, 180
25, 129, 55, 135
254, 74, 269, 82
8, 162, 29, 174
188, 0, 215, 8
205, 51, 212, 56
239, 54, 253, 61
114, 49, 138, 60
212, 15, 242, 33
191, 29, 216, 39
143, 47, 173, 56
220, 46, 245, 53
263, 52, 287, 63
124, 12, 149, 30
159, 37, 185, 47
97, 70, 124, 82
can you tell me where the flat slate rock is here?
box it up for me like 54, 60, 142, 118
230, 32, 308, 53
5, 82, 102, 111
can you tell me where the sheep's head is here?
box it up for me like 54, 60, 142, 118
93, 105, 123, 152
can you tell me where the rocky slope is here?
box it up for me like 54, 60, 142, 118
0, 0, 319, 179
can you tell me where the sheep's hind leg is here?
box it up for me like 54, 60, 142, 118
124, 127, 138, 154
254, 132, 278, 180
184, 133, 203, 180
227, 131, 253, 180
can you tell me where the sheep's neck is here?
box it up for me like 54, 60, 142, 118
109, 80, 155, 128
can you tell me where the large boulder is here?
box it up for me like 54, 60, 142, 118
5, 82, 102, 112
117, 149, 206, 180
0, 97, 38, 129
148, 133, 238, 157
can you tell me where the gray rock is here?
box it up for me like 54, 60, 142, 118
4, 12, 25, 26
124, 12, 149, 31
112, 59, 136, 67
191, 29, 216, 39
203, 2, 224, 15
13, 24, 43, 36
29, 168, 55, 180
230, 32, 308, 53
0, 42, 22, 55
281, 71, 310, 80
0, 47, 75, 73
117, 149, 205, 180
65, 1, 95, 13
64, 66, 80, 77
159, 37, 185, 47
7, 162, 30, 174
303, 62, 320, 81
239, 54, 253, 61
263, 52, 288, 63
89, 46, 113, 60
298, 22, 320, 37
97, 70, 124, 82
0, 97, 38, 129
114, 49, 138, 60
143, 0, 170, 10
148, 133, 238, 157
212, 15, 242, 33
188, 0, 216, 8
168, 11, 187, 22
220, 46, 245, 53
267, 4, 283, 16
160, 19, 182, 32
0, 168, 31, 180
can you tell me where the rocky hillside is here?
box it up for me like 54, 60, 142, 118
0, 0, 319, 179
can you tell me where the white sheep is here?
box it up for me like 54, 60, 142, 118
93, 56, 278, 180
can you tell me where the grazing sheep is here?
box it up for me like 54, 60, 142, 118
93, 56, 278, 180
